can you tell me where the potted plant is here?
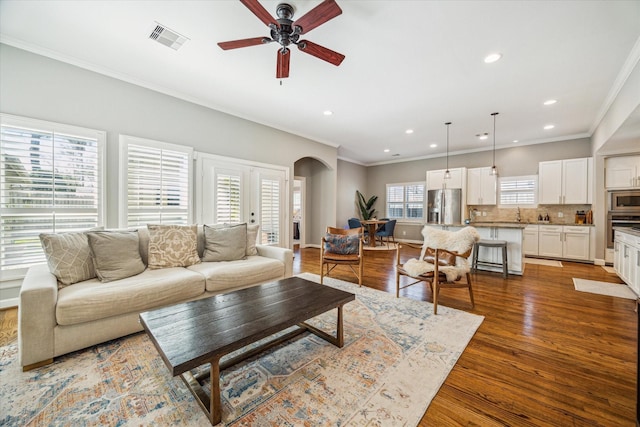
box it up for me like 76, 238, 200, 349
356, 190, 377, 220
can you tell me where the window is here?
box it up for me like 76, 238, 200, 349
386, 182, 425, 221
260, 177, 280, 244
215, 172, 241, 224
0, 114, 105, 276
499, 175, 537, 207
120, 135, 193, 227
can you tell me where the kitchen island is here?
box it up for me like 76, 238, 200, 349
426, 222, 526, 275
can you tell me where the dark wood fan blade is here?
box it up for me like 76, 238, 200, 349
298, 40, 345, 66
218, 37, 269, 50
293, 0, 342, 34
239, 0, 278, 27
277, 49, 290, 78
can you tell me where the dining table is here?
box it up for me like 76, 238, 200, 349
360, 219, 388, 247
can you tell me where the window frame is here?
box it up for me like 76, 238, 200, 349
385, 181, 425, 222
118, 134, 193, 228
498, 175, 538, 208
0, 113, 105, 280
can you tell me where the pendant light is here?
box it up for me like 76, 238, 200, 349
490, 112, 499, 176
444, 122, 452, 179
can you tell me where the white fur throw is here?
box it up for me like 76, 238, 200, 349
402, 226, 480, 281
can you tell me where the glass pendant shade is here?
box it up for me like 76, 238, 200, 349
444, 169, 451, 179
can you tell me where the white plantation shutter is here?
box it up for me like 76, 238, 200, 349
260, 178, 280, 244
215, 172, 241, 224
121, 136, 192, 227
499, 176, 537, 207
386, 182, 425, 221
0, 115, 104, 274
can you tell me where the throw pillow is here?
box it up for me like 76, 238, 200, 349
203, 223, 247, 262
40, 228, 103, 287
246, 224, 259, 256
87, 230, 146, 282
147, 224, 200, 269
324, 233, 360, 255
423, 247, 456, 266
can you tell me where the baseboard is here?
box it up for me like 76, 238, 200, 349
593, 258, 606, 266
0, 297, 18, 309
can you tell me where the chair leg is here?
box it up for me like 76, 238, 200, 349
320, 263, 325, 284
358, 261, 363, 287
433, 280, 439, 315
467, 272, 475, 308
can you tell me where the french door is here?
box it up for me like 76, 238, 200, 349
196, 154, 287, 246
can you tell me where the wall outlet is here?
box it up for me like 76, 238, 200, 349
482, 211, 487, 216
402, 230, 406, 236
558, 212, 564, 218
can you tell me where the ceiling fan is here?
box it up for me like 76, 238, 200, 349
218, 0, 345, 78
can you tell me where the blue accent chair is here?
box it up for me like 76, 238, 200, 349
375, 219, 396, 247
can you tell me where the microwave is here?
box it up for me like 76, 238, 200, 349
610, 190, 640, 212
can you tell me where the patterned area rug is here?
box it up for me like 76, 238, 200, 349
573, 278, 637, 300
0, 273, 483, 426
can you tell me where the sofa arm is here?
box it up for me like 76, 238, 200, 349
255, 245, 294, 278
19, 264, 58, 369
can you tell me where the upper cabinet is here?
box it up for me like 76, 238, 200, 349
466, 167, 497, 205
538, 157, 590, 204
605, 155, 640, 189
426, 167, 466, 190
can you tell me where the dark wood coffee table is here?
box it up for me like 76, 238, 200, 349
139, 276, 355, 425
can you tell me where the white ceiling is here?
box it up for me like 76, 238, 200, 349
1, 0, 639, 165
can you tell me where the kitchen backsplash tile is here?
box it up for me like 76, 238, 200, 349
468, 204, 593, 224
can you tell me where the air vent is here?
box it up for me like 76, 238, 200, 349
149, 22, 189, 51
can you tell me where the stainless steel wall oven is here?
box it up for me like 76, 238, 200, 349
607, 212, 640, 248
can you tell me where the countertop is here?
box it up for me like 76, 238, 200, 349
615, 227, 640, 238
426, 222, 594, 229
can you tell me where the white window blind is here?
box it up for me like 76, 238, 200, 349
215, 172, 241, 224
260, 178, 280, 244
121, 136, 192, 227
0, 115, 104, 274
499, 175, 537, 207
386, 182, 425, 221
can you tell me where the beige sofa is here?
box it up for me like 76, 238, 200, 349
19, 226, 293, 370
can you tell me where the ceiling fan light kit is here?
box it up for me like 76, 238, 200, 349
218, 0, 345, 78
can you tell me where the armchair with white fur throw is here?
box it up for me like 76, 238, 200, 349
395, 226, 480, 314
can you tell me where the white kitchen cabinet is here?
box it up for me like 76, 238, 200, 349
427, 168, 465, 190
538, 157, 590, 204
538, 225, 563, 257
523, 225, 539, 256
614, 230, 640, 296
538, 225, 590, 260
466, 167, 497, 205
562, 226, 590, 261
474, 226, 524, 275
605, 155, 640, 189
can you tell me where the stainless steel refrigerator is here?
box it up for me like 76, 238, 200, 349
427, 188, 462, 224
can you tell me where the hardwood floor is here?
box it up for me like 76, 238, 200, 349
1, 246, 635, 425
295, 246, 636, 426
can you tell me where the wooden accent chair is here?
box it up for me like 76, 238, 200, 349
395, 226, 480, 314
321, 226, 364, 286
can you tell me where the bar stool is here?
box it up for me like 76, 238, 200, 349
472, 239, 508, 278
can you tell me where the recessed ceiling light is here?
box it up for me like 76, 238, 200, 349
544, 124, 555, 130
405, 129, 414, 134
484, 53, 502, 63
323, 110, 333, 116
384, 149, 390, 153
543, 99, 557, 106
513, 139, 519, 143
430, 143, 437, 148
476, 132, 489, 140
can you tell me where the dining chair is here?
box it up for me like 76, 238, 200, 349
321, 226, 364, 286
348, 217, 369, 243
395, 226, 480, 314
375, 219, 396, 247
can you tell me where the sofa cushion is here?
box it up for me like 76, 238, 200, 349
40, 228, 103, 287
56, 267, 205, 326
203, 223, 247, 262
187, 256, 285, 293
246, 224, 259, 256
147, 224, 200, 269
87, 230, 146, 282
